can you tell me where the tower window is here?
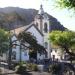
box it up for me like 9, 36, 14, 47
44, 23, 48, 33
44, 42, 48, 49
36, 23, 38, 28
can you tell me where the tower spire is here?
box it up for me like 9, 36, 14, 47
38, 4, 44, 15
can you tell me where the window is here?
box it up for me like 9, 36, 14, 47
44, 42, 48, 49
44, 23, 48, 33
45, 52, 48, 58
12, 41, 17, 49
53, 55, 55, 61
51, 49, 52, 52
24, 51, 27, 56
36, 23, 38, 28
61, 56, 62, 60
55, 49, 57, 52
12, 45, 16, 49
12, 51, 16, 60
39, 53, 41, 56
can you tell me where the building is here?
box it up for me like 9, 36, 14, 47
9, 5, 64, 62
11, 23, 45, 62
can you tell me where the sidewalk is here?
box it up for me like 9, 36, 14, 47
0, 67, 50, 75
0, 62, 50, 75
29, 72, 50, 75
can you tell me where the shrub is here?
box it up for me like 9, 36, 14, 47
31, 64, 38, 71
19, 61, 26, 66
26, 63, 32, 70
49, 63, 62, 74
26, 63, 38, 71
0, 68, 2, 74
16, 65, 26, 74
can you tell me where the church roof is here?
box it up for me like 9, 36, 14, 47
10, 22, 43, 36
25, 23, 44, 36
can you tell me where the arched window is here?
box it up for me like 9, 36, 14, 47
13, 45, 16, 49
12, 51, 16, 60
44, 23, 48, 33
36, 23, 38, 28
24, 51, 27, 56
44, 42, 48, 49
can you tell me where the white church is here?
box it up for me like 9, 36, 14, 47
9, 5, 64, 62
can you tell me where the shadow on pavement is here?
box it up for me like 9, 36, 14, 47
1, 72, 32, 75
20, 72, 32, 75
0, 72, 15, 75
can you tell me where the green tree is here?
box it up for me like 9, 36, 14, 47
48, 30, 75, 59
18, 31, 46, 61
55, 0, 75, 10
18, 31, 46, 53
0, 28, 9, 55
48, 30, 75, 72
2, 12, 25, 68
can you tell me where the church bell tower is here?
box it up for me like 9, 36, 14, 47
34, 5, 51, 59
34, 5, 50, 34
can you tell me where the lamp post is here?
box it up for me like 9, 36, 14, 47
19, 42, 22, 64
6, 14, 18, 69
8, 23, 13, 69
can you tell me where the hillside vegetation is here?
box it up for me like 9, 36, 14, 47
0, 7, 65, 31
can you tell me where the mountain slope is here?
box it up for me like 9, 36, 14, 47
0, 7, 66, 31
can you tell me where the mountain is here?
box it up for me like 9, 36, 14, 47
0, 7, 66, 31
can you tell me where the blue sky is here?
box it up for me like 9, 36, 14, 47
0, 0, 75, 31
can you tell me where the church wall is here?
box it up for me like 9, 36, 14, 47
10, 25, 45, 62
34, 14, 51, 59
11, 35, 29, 62
26, 26, 47, 60
26, 26, 44, 46
42, 19, 51, 58
12, 47, 29, 62
37, 53, 45, 60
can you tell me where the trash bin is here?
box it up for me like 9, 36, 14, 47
37, 65, 44, 72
